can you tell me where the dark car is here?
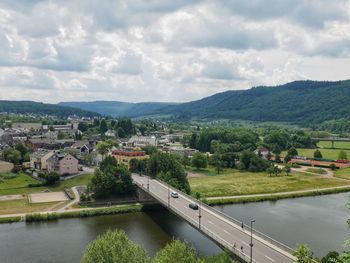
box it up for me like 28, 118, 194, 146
189, 202, 199, 210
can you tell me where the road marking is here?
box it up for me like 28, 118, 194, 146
265, 255, 275, 262
223, 230, 230, 234
208, 220, 214, 225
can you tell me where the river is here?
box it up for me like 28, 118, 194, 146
0, 192, 349, 262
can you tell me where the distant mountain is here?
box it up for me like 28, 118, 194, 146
58, 80, 350, 125
0, 101, 99, 118
153, 80, 350, 125
59, 101, 177, 117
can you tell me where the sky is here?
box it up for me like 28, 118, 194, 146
0, 0, 350, 103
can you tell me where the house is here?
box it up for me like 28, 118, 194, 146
254, 147, 270, 158
0, 161, 14, 173
162, 145, 198, 157
30, 149, 55, 170
71, 140, 94, 154
105, 129, 116, 138
127, 135, 157, 147
27, 138, 74, 151
111, 148, 149, 168
12, 123, 42, 132
47, 152, 79, 176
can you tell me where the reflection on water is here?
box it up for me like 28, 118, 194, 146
0, 192, 349, 262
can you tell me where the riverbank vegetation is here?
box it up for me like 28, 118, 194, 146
81, 229, 233, 263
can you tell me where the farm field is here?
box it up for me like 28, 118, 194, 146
188, 168, 348, 198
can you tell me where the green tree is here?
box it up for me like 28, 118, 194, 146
288, 147, 298, 156
313, 149, 323, 158
99, 119, 108, 134
96, 141, 114, 159
210, 154, 224, 174
321, 251, 339, 263
191, 152, 207, 170
14, 143, 30, 163
293, 244, 314, 263
338, 150, 348, 160
82, 229, 148, 263
43, 172, 59, 185
57, 130, 66, 139
152, 239, 200, 263
3, 148, 21, 165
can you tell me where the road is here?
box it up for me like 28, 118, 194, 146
132, 174, 296, 263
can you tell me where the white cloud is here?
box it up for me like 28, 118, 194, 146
0, 0, 349, 103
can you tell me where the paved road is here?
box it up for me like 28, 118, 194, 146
132, 174, 296, 263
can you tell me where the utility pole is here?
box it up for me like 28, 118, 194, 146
250, 219, 256, 263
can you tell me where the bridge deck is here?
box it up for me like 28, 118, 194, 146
133, 174, 296, 263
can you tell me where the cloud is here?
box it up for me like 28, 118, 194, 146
0, 0, 349, 103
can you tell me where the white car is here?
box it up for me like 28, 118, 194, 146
171, 191, 179, 198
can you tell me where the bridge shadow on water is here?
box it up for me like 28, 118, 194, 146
144, 208, 223, 257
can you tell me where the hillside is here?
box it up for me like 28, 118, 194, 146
59, 101, 176, 117
0, 101, 99, 118
154, 80, 350, 125
57, 80, 350, 125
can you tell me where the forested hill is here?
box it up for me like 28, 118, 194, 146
0, 101, 99, 118
154, 80, 350, 125
59, 101, 176, 117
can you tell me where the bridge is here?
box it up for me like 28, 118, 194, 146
133, 174, 296, 263
312, 137, 350, 148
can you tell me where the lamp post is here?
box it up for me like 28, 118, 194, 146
250, 219, 256, 263
147, 176, 149, 192
198, 199, 202, 230
167, 186, 170, 207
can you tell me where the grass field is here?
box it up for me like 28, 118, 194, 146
0, 199, 62, 215
0, 173, 93, 196
0, 173, 93, 215
305, 168, 327, 174
334, 167, 350, 180
282, 148, 350, 160
317, 141, 350, 149
189, 168, 349, 198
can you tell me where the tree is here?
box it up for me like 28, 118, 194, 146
191, 152, 207, 169
3, 148, 21, 165
284, 154, 292, 163
57, 130, 66, 139
96, 141, 114, 159
89, 156, 134, 198
288, 147, 298, 156
314, 149, 323, 159
283, 165, 291, 176
210, 154, 224, 174
15, 143, 30, 163
338, 150, 348, 160
321, 251, 339, 263
293, 244, 314, 263
147, 152, 191, 194
43, 172, 59, 185
82, 229, 148, 263
152, 239, 200, 263
99, 119, 108, 134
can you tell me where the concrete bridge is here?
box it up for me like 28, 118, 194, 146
133, 174, 296, 263
312, 137, 350, 148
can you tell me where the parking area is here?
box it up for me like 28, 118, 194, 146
29, 192, 69, 203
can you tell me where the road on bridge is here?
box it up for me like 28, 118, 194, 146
132, 174, 296, 263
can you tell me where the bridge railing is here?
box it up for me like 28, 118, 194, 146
141, 176, 295, 256
134, 179, 257, 263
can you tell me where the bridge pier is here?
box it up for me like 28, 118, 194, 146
136, 187, 157, 203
